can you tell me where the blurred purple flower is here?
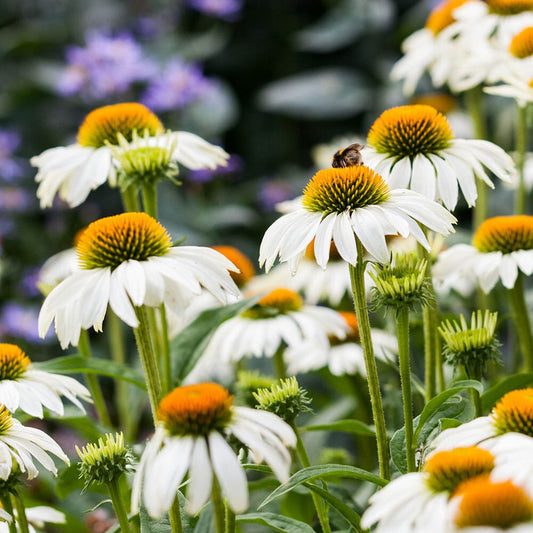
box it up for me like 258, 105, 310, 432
0, 187, 33, 211
186, 0, 244, 20
187, 154, 241, 183
19, 268, 41, 298
257, 179, 294, 211
0, 303, 51, 343
141, 59, 212, 112
0, 130, 24, 182
57, 31, 157, 101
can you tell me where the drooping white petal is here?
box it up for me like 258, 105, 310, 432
410, 154, 437, 201
185, 437, 214, 515
332, 212, 358, 265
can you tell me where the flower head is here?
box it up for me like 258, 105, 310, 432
38, 213, 239, 348
0, 343, 91, 417
32, 103, 229, 208
211, 245, 255, 289
433, 216, 533, 293
259, 164, 456, 273
132, 383, 296, 517
364, 105, 514, 209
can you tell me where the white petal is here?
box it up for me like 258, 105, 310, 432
410, 154, 437, 201
185, 437, 213, 515
332, 213, 358, 265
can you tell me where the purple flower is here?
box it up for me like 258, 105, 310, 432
257, 179, 294, 211
141, 58, 213, 112
0, 303, 52, 343
187, 154, 241, 183
57, 31, 157, 101
186, 0, 244, 20
0, 187, 32, 211
19, 268, 41, 298
0, 130, 24, 182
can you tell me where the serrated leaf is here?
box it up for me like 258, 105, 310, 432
34, 355, 146, 389
171, 296, 261, 382
237, 512, 316, 533
304, 483, 363, 532
304, 419, 376, 437
259, 464, 386, 509
481, 373, 533, 412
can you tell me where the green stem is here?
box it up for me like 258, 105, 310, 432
133, 307, 163, 424
515, 103, 528, 215
396, 306, 416, 472
160, 305, 172, 394
291, 424, 332, 533
471, 388, 482, 418
78, 330, 112, 427
225, 503, 236, 533
106, 310, 132, 439
212, 479, 226, 533
121, 187, 141, 212
350, 375, 375, 472
11, 491, 30, 533
168, 497, 184, 533
507, 273, 533, 372
465, 86, 489, 231
349, 242, 390, 481
142, 182, 158, 219
1, 493, 17, 533
107, 478, 132, 533
273, 345, 287, 380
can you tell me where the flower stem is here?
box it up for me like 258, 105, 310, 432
225, 502, 236, 533
121, 187, 141, 212
107, 478, 132, 533
396, 306, 416, 472
169, 497, 184, 533
515, 103, 529, 215
142, 183, 158, 219
160, 305, 172, 394
273, 345, 287, 380
291, 423, 332, 533
507, 273, 533, 371
133, 307, 163, 424
11, 490, 29, 533
349, 242, 390, 481
78, 330, 112, 427
212, 479, 226, 533
1, 493, 17, 533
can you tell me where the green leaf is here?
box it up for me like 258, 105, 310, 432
259, 464, 386, 508
304, 419, 376, 437
237, 512, 316, 533
140, 506, 171, 533
304, 483, 362, 532
34, 355, 146, 389
171, 295, 262, 382
414, 380, 482, 441
481, 373, 533, 412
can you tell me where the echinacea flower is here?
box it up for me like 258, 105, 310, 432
31, 102, 229, 208
429, 388, 533, 453
447, 474, 533, 532
259, 164, 456, 273
132, 383, 296, 517
199, 288, 349, 364
361, 446, 497, 533
0, 405, 68, 480
363, 105, 514, 210
284, 311, 398, 376
0, 343, 91, 418
38, 212, 239, 348
433, 215, 533, 293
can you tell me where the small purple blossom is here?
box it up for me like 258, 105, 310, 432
187, 154, 241, 183
141, 59, 213, 112
57, 31, 157, 101
0, 303, 52, 343
0, 130, 24, 182
19, 268, 41, 298
0, 187, 33, 211
186, 0, 244, 20
257, 179, 294, 211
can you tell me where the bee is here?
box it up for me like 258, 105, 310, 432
331, 143, 364, 168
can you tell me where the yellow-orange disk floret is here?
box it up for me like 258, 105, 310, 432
0, 344, 30, 381
157, 383, 233, 436
411, 93, 458, 114
424, 447, 495, 493
242, 288, 303, 319
453, 475, 533, 529
77, 103, 163, 149
212, 246, 255, 288
0, 406, 13, 434
425, 0, 474, 35
510, 27, 533, 58
491, 388, 533, 436
486, 0, 533, 15
339, 311, 360, 342
77, 212, 172, 270
305, 239, 342, 261
368, 105, 453, 158
302, 166, 390, 215
473, 216, 533, 254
